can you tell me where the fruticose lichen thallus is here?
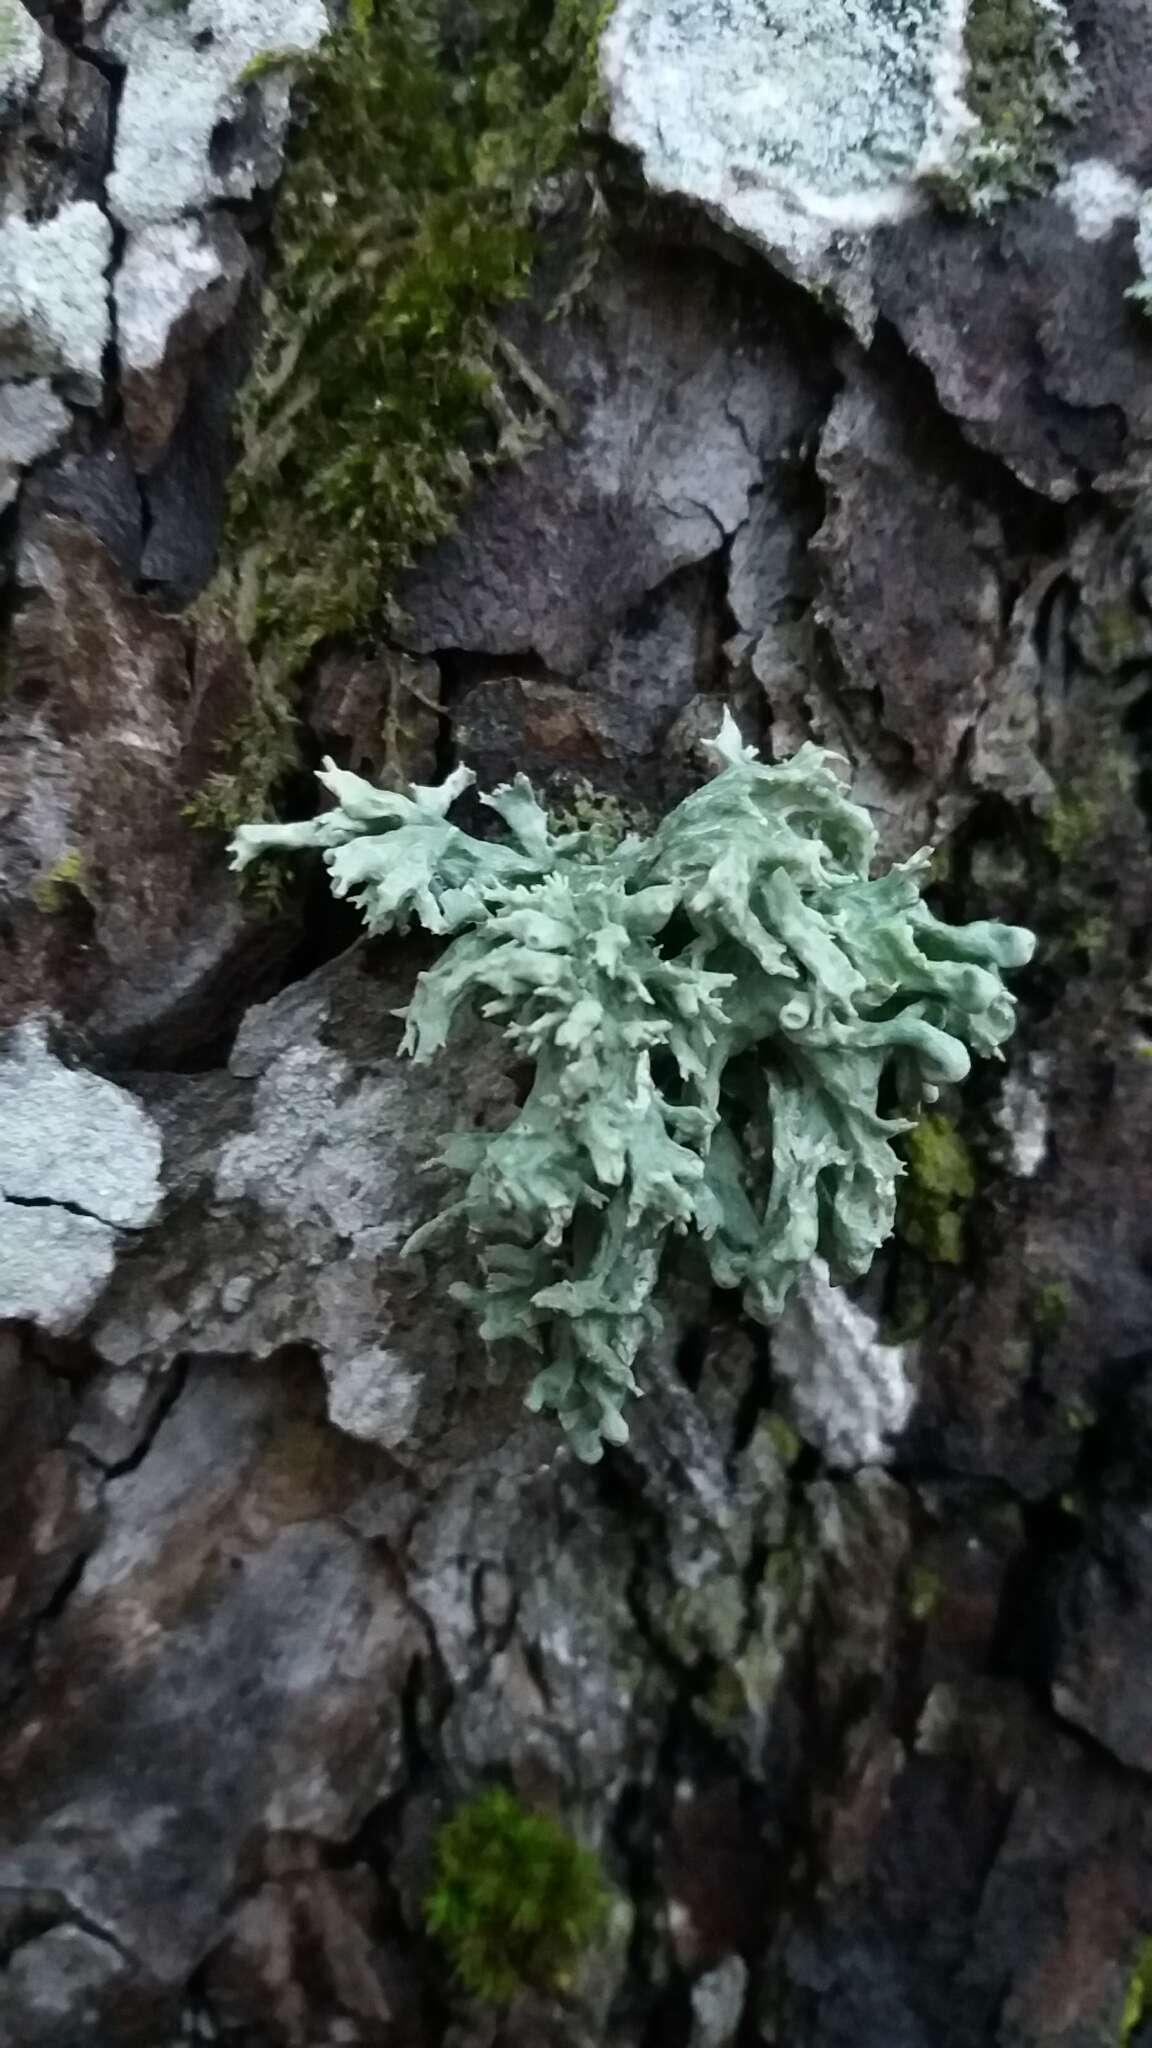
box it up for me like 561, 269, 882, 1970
232, 714, 1035, 1460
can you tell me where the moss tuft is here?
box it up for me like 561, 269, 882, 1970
763, 1411, 803, 1470
1042, 791, 1105, 862
933, 0, 1085, 216
424, 1784, 609, 2003
196, 0, 606, 833
1120, 1937, 1152, 2045
548, 782, 653, 857
906, 1563, 944, 1622
1086, 601, 1151, 670
897, 1112, 976, 1266
1030, 1280, 1069, 1339
32, 849, 90, 914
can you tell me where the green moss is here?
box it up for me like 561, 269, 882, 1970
548, 783, 653, 856
1029, 758, 1130, 972
763, 1411, 803, 1470
1064, 912, 1110, 961
1089, 602, 1150, 671
906, 1563, 944, 1623
928, 843, 955, 887
190, 0, 606, 835
1007, 747, 1136, 981
903, 1116, 976, 1205
933, 0, 1085, 216
703, 1664, 751, 1732
885, 1104, 993, 1324
897, 1113, 976, 1267
1030, 1281, 1069, 1339
424, 1785, 609, 2003
1119, 1937, 1152, 2045
32, 849, 90, 914
1042, 792, 1105, 862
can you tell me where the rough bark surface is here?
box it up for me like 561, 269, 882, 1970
3, 1, 1152, 2044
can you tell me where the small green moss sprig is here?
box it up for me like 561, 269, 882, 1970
1120, 1937, 1152, 2046
932, 0, 1085, 216
424, 1786, 609, 2003
31, 849, 90, 915
232, 712, 1035, 1462
897, 1112, 976, 1266
194, 0, 606, 832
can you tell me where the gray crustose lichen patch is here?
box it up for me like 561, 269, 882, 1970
601, 0, 974, 317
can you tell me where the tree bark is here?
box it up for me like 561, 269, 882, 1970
3, 2, 1152, 2044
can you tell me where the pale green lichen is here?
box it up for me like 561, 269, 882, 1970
602, 0, 979, 328
231, 713, 1034, 1461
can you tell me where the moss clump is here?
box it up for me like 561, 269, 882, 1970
32, 849, 90, 913
424, 1785, 609, 2003
897, 1113, 977, 1266
194, 0, 606, 832
1042, 791, 1105, 863
1031, 1280, 1069, 1339
1084, 600, 1152, 671
906, 1563, 944, 1623
763, 1411, 803, 1470
703, 1663, 752, 1732
1120, 1938, 1152, 2045
934, 0, 1085, 216
547, 782, 653, 856
1061, 912, 1110, 962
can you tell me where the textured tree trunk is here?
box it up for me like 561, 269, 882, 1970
3, 1, 1152, 2044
